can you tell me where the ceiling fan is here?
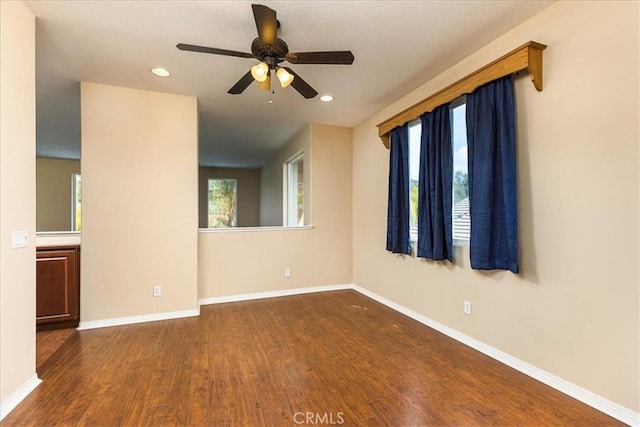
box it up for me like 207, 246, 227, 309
177, 4, 355, 99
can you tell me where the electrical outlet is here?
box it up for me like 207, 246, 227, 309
463, 300, 472, 315
153, 285, 161, 297
284, 268, 291, 278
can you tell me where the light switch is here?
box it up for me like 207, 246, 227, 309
11, 230, 28, 249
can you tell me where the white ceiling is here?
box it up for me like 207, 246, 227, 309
25, 0, 553, 168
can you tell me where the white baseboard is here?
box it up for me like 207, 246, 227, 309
350, 284, 640, 427
198, 284, 353, 306
0, 374, 41, 421
77, 307, 200, 330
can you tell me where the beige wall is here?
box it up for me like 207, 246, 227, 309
198, 166, 260, 228
0, 0, 37, 407
259, 127, 311, 226
36, 158, 80, 231
81, 82, 198, 321
352, 1, 639, 412
199, 124, 352, 297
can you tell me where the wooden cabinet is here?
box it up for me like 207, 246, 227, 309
36, 246, 80, 330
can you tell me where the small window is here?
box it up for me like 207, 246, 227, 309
285, 152, 304, 226
72, 173, 81, 231
208, 179, 237, 228
451, 99, 470, 244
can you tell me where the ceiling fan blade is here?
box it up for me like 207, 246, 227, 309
228, 71, 255, 94
252, 4, 277, 46
283, 67, 318, 99
177, 43, 254, 59
285, 51, 355, 65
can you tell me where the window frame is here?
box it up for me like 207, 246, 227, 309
284, 151, 304, 227
450, 96, 470, 247
408, 120, 421, 244
71, 173, 81, 232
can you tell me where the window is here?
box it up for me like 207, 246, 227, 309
285, 152, 304, 226
208, 179, 237, 228
408, 122, 421, 241
406, 99, 469, 246
451, 99, 470, 244
72, 173, 81, 231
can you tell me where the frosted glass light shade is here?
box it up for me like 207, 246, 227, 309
251, 62, 269, 82
276, 67, 294, 88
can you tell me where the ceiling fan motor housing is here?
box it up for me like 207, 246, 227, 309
251, 37, 288, 67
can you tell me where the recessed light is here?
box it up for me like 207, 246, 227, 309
150, 67, 171, 77
320, 95, 334, 102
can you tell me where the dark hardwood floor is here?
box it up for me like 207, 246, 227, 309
4, 290, 623, 426
36, 327, 77, 376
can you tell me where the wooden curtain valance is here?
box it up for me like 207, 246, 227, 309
377, 41, 546, 148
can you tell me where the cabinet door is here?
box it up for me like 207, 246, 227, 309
36, 248, 79, 325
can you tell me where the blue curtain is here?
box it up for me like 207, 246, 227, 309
386, 124, 411, 254
466, 76, 519, 273
417, 104, 453, 261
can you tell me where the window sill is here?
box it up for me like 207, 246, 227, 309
36, 231, 81, 247
453, 239, 470, 247
408, 238, 469, 258
410, 237, 469, 247
198, 225, 314, 233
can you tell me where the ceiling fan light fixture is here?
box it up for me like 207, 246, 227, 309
320, 94, 334, 102
276, 67, 294, 88
251, 62, 269, 82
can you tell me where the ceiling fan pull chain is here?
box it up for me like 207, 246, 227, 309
269, 75, 274, 104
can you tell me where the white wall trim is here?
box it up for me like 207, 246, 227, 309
350, 284, 639, 427
35, 231, 81, 247
77, 307, 200, 330
198, 225, 314, 233
0, 374, 41, 421
198, 284, 352, 306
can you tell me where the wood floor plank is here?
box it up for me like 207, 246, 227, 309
3, 290, 624, 426
36, 328, 77, 375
